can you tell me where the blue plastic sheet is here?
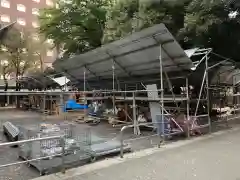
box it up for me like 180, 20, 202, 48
63, 99, 88, 112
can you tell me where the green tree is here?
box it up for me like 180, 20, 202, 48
104, 0, 240, 62
0, 28, 42, 90
39, 0, 113, 57
179, 0, 240, 61
0, 27, 42, 106
103, 0, 191, 43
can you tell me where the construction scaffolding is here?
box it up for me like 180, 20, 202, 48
1, 23, 240, 176
14, 24, 216, 138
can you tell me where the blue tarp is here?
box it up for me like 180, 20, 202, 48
63, 99, 88, 112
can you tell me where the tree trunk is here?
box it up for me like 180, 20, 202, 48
15, 70, 21, 108
3, 76, 8, 106
3, 66, 8, 106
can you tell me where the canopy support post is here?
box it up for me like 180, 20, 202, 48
112, 60, 116, 116
159, 44, 165, 142
83, 67, 87, 121
206, 54, 211, 133
164, 71, 179, 113
194, 71, 206, 117
186, 77, 190, 138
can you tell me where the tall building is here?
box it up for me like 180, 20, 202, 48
0, 0, 57, 68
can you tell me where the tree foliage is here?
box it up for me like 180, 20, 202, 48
0, 27, 42, 83
39, 0, 113, 57
39, 0, 240, 62
103, 0, 191, 43
179, 0, 240, 60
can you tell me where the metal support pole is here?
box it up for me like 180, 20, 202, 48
112, 60, 116, 116
186, 78, 190, 138
83, 68, 87, 120
194, 70, 206, 117
64, 76, 67, 91
205, 55, 211, 133
60, 93, 64, 118
164, 71, 179, 112
112, 60, 115, 91
50, 95, 53, 114
43, 94, 46, 120
159, 45, 165, 141
7, 95, 9, 106
112, 92, 116, 116
132, 92, 139, 135
120, 126, 128, 158
60, 137, 66, 174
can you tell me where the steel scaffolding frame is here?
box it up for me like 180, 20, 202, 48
3, 49, 211, 138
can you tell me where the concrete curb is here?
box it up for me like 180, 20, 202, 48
32, 126, 240, 180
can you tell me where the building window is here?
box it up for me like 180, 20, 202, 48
46, 13, 52, 18
46, 0, 53, 6
33, 0, 40, 3
32, 21, 39, 28
17, 4, 26, 12
32, 34, 39, 41
32, 8, 39, 15
0, 14, 10, 22
45, 63, 52, 68
47, 50, 53, 56
1, 0, 10, 8
17, 18, 26, 26
1, 46, 7, 52
22, 48, 27, 53
20, 31, 24, 38
1, 59, 8, 66
46, 39, 54, 44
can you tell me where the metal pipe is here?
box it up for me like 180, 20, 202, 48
132, 92, 138, 135
0, 89, 167, 95
193, 50, 211, 69
120, 125, 128, 158
0, 135, 61, 147
119, 120, 188, 158
205, 55, 211, 133
186, 78, 190, 138
60, 137, 66, 173
164, 71, 179, 112
112, 60, 115, 91
43, 94, 46, 120
193, 114, 208, 118
159, 44, 165, 141
194, 70, 206, 117
83, 68, 87, 119
207, 59, 230, 71
0, 153, 62, 169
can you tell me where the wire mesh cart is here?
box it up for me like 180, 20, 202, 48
18, 122, 95, 175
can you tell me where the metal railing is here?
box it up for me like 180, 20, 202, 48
119, 114, 211, 158
0, 136, 65, 174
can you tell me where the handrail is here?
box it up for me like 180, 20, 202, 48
0, 135, 61, 147
0, 135, 64, 174
119, 122, 162, 158
120, 125, 132, 158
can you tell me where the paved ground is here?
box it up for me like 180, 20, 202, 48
1, 108, 240, 180
0, 109, 160, 180
35, 127, 240, 180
